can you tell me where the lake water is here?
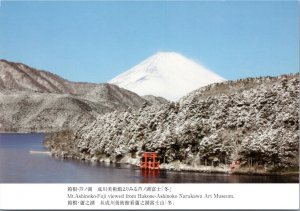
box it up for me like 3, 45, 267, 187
0, 133, 298, 183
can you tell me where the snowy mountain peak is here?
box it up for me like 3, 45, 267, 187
109, 52, 225, 101
147, 51, 184, 63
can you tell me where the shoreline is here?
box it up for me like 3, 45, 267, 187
0, 131, 62, 134
1, 131, 298, 177
49, 152, 299, 177
0, 131, 43, 134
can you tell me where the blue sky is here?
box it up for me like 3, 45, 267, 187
0, 1, 298, 83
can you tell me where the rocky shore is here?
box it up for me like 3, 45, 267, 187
44, 73, 299, 175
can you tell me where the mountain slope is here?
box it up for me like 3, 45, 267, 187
142, 95, 169, 105
46, 73, 299, 174
0, 59, 98, 94
109, 52, 225, 101
0, 59, 166, 132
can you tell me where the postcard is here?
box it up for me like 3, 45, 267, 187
0, 0, 299, 210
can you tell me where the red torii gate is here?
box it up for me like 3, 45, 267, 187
140, 152, 160, 170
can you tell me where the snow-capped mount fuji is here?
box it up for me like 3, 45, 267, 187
109, 52, 225, 101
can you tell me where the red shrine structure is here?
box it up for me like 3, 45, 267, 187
140, 152, 160, 170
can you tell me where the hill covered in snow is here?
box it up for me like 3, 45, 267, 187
0, 59, 166, 132
109, 52, 225, 101
45, 73, 299, 174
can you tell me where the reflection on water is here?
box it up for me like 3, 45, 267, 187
0, 133, 298, 183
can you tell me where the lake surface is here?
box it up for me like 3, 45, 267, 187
0, 133, 298, 183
